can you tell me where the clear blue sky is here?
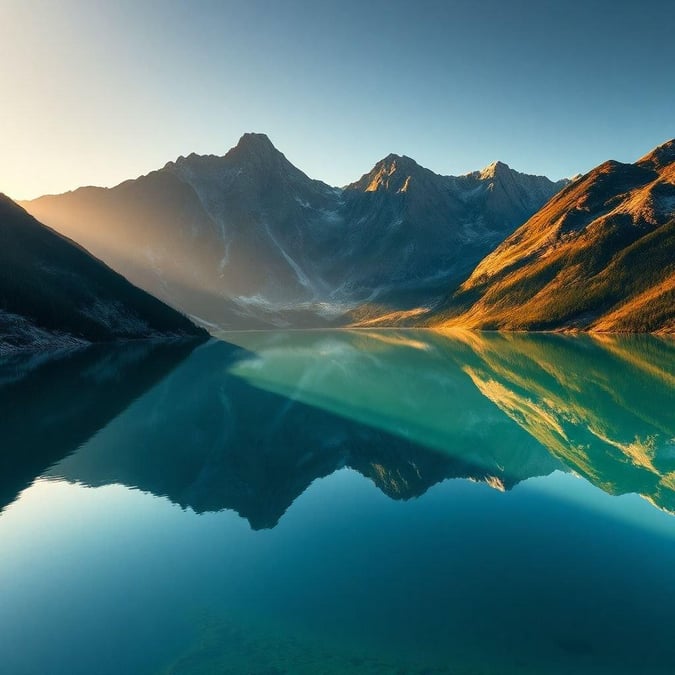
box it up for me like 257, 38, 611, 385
1, 0, 673, 199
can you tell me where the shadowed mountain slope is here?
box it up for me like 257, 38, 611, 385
0, 194, 206, 353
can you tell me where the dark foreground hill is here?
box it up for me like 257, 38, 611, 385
0, 194, 206, 353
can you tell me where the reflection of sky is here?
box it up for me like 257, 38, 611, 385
527, 470, 675, 540
2, 469, 675, 674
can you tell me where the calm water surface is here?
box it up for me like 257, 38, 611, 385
1, 330, 674, 674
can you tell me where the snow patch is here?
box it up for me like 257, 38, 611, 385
318, 207, 343, 224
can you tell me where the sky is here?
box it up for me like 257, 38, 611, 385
1, 0, 674, 200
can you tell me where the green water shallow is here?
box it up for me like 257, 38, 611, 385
0, 330, 673, 674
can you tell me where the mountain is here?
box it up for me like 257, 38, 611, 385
21, 134, 568, 329
436, 139, 675, 332
0, 194, 206, 353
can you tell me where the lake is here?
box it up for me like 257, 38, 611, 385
1, 330, 674, 674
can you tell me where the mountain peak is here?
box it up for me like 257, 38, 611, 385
162, 134, 282, 172
349, 154, 426, 192
479, 160, 512, 180
234, 132, 276, 153
372, 153, 421, 172
224, 132, 284, 167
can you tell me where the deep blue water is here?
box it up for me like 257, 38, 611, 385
0, 330, 674, 674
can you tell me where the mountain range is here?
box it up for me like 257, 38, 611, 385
0, 194, 205, 353
21, 133, 570, 329
9, 134, 675, 336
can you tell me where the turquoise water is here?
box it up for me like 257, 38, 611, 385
0, 331, 674, 674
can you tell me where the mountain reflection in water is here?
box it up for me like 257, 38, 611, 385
2, 330, 672, 524
1, 330, 675, 675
